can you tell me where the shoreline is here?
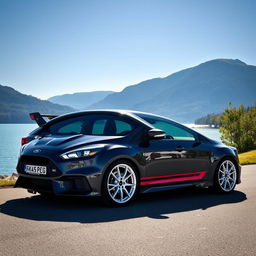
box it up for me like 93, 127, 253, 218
0, 173, 18, 187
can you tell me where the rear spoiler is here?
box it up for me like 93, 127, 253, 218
29, 112, 58, 127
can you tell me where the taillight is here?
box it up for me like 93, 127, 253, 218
29, 113, 35, 120
21, 137, 27, 146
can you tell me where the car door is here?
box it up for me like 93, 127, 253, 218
140, 118, 211, 185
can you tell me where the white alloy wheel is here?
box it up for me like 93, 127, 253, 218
217, 160, 237, 192
107, 163, 137, 204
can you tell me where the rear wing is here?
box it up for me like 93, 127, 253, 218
29, 112, 58, 127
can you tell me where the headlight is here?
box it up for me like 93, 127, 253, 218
60, 144, 105, 160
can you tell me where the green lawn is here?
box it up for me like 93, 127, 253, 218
239, 150, 256, 165
0, 180, 16, 187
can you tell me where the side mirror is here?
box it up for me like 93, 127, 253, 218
148, 128, 166, 140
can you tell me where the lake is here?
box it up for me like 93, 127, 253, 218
0, 124, 221, 176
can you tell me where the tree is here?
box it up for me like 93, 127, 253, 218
195, 113, 222, 127
220, 104, 256, 152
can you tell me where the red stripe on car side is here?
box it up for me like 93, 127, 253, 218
141, 171, 204, 181
140, 171, 207, 186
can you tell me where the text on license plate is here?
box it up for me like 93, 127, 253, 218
24, 165, 47, 175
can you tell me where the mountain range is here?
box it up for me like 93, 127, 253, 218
1, 58, 255, 123
0, 85, 74, 123
48, 91, 114, 110
87, 59, 256, 122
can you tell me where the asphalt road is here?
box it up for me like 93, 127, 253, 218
0, 165, 255, 256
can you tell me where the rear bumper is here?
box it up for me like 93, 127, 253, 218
237, 164, 242, 184
15, 174, 99, 196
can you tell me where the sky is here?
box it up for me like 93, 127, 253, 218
0, 0, 255, 99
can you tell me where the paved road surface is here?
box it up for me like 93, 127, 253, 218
0, 165, 255, 256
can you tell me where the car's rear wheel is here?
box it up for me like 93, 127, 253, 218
102, 160, 138, 206
213, 159, 237, 193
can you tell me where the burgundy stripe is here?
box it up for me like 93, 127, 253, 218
140, 171, 206, 186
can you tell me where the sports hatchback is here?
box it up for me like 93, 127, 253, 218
15, 110, 241, 206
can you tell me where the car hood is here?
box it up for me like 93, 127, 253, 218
24, 134, 121, 153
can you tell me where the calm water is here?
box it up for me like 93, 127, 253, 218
0, 124, 221, 176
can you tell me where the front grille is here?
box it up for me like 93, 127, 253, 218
17, 155, 62, 177
15, 176, 91, 195
15, 176, 53, 193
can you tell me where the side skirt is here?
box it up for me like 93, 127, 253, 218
141, 183, 194, 194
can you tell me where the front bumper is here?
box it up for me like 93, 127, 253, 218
15, 175, 96, 196
16, 152, 105, 196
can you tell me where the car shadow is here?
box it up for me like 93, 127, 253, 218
0, 187, 246, 223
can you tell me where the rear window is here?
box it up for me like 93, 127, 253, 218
40, 114, 136, 136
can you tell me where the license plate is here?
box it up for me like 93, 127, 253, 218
24, 165, 47, 175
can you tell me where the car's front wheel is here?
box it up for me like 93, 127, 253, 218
102, 160, 138, 206
213, 159, 237, 193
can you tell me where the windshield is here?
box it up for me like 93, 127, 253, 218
39, 114, 137, 136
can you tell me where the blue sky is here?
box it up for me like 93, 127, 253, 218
0, 0, 255, 99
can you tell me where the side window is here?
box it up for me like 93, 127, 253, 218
115, 120, 133, 135
92, 120, 107, 135
46, 114, 136, 136
57, 121, 83, 134
151, 120, 195, 141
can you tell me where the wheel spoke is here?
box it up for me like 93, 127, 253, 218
113, 187, 119, 198
108, 184, 118, 191
219, 177, 225, 185
111, 172, 119, 182
124, 173, 132, 181
120, 188, 124, 201
122, 167, 128, 179
227, 179, 231, 188
224, 179, 227, 189
117, 166, 121, 179
125, 183, 135, 186
229, 176, 236, 183
123, 187, 130, 197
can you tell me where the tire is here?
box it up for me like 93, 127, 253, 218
101, 160, 139, 206
213, 158, 238, 193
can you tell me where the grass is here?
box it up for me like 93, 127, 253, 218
0, 179, 16, 187
238, 150, 256, 165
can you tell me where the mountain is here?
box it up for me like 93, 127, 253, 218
48, 91, 114, 110
0, 85, 75, 123
88, 59, 256, 122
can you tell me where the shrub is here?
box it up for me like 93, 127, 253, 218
220, 104, 256, 152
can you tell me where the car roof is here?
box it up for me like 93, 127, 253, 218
41, 109, 155, 129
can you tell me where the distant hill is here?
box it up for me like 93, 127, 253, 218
48, 91, 114, 110
88, 59, 256, 122
0, 85, 75, 123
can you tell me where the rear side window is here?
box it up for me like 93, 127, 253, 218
92, 120, 107, 135
57, 121, 83, 134
43, 114, 137, 136
115, 120, 133, 135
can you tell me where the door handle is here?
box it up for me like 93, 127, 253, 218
176, 146, 185, 151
